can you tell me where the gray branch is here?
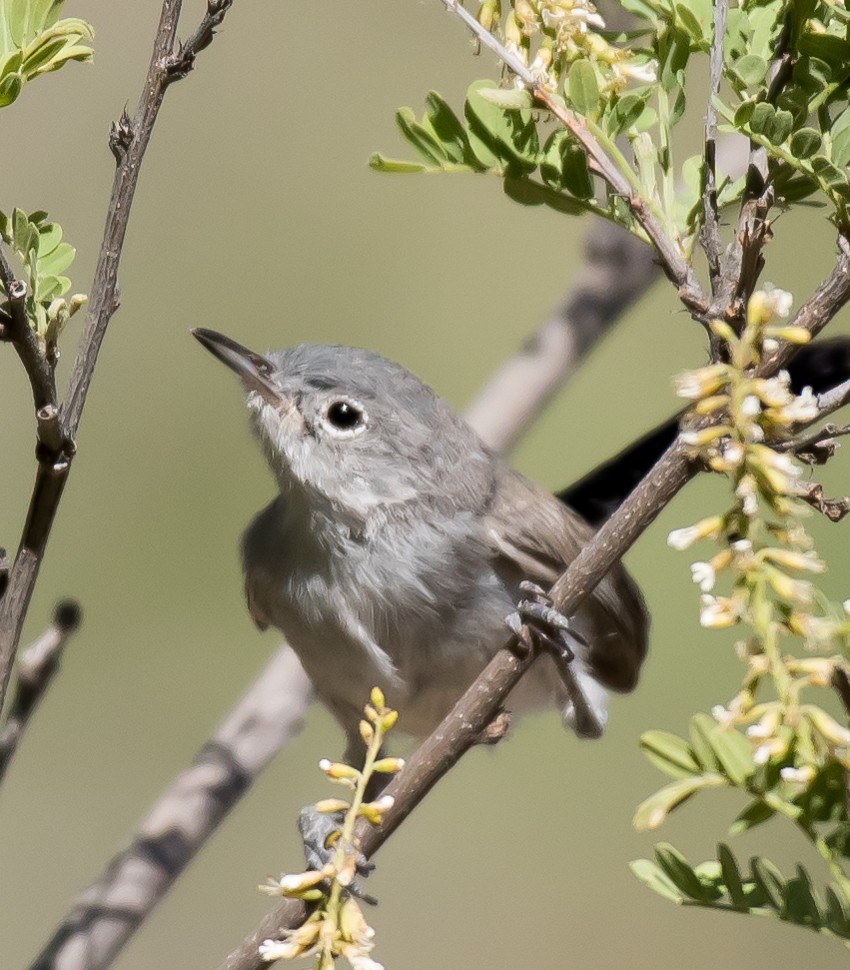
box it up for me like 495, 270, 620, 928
0, 601, 80, 784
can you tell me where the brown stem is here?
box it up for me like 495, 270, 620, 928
0, 0, 235, 714
0, 601, 80, 784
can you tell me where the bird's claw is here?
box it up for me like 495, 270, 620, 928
298, 806, 377, 905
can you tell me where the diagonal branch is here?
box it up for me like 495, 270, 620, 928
0, 0, 236, 715
0, 601, 80, 785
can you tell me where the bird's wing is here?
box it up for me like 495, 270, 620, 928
482, 468, 648, 692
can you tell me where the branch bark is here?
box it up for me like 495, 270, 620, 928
0, 0, 235, 714
0, 601, 80, 784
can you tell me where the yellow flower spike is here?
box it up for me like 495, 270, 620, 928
359, 720, 375, 745
760, 548, 826, 574
694, 393, 731, 415
369, 686, 385, 710
339, 897, 376, 948
747, 290, 769, 326
804, 706, 850, 747
709, 318, 738, 343
680, 424, 734, 448
372, 757, 405, 773
314, 798, 353, 814
763, 325, 811, 345
505, 9, 523, 46
699, 594, 741, 629
766, 568, 813, 606
363, 704, 378, 722
261, 867, 335, 898
514, 0, 536, 26
667, 514, 725, 550
378, 708, 399, 731
319, 759, 361, 781
788, 657, 837, 687
673, 363, 732, 400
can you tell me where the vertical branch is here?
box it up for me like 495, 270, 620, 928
0, 0, 234, 714
699, 0, 728, 291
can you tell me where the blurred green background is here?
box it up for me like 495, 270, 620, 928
2, 2, 850, 968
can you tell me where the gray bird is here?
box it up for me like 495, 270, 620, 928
193, 328, 649, 762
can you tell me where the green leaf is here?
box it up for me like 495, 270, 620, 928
688, 714, 720, 771
502, 177, 586, 215
784, 866, 823, 925
568, 60, 600, 119
475, 86, 533, 111
789, 127, 822, 160
718, 843, 747, 909
560, 141, 593, 199
733, 53, 767, 87
423, 91, 479, 167
396, 106, 449, 166
655, 843, 718, 901
633, 774, 726, 830
812, 155, 850, 197
37, 222, 61, 254
751, 856, 786, 909
825, 885, 850, 935
38, 241, 74, 276
465, 81, 538, 175
35, 274, 63, 301
0, 69, 21, 106
675, 3, 705, 45
729, 798, 775, 835
629, 859, 685, 904
640, 730, 701, 779
707, 725, 754, 785
607, 91, 650, 135
368, 154, 428, 174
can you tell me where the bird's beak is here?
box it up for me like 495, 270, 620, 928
192, 328, 284, 406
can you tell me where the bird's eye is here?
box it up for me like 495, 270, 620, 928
323, 399, 367, 435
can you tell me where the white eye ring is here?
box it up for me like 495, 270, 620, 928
320, 397, 368, 438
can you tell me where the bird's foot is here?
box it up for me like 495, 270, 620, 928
506, 581, 604, 739
298, 806, 377, 905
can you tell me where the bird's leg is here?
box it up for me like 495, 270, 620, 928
506, 581, 604, 739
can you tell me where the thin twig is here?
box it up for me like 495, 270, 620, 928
464, 222, 659, 453
815, 376, 850, 419
30, 645, 311, 970
0, 601, 80, 784
0, 243, 58, 418
699, 0, 728, 289
0, 0, 236, 715
439, 0, 708, 315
